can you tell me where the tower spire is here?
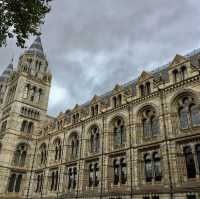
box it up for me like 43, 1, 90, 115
25, 35, 44, 57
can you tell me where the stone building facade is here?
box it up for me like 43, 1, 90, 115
0, 37, 200, 199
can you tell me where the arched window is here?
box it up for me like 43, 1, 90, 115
39, 143, 47, 166
15, 174, 22, 192
88, 162, 99, 187
144, 153, 153, 182
72, 168, 77, 189
27, 122, 34, 133
8, 173, 16, 192
35, 174, 43, 193
94, 163, 99, 187
113, 96, 117, 108
195, 144, 200, 172
68, 168, 72, 190
91, 106, 94, 116
113, 118, 125, 148
184, 146, 196, 178
54, 139, 62, 161
118, 94, 122, 106
146, 82, 151, 95
70, 134, 79, 159
180, 66, 187, 80
31, 87, 37, 102
120, 158, 127, 184
178, 96, 200, 129
38, 89, 42, 102
153, 152, 162, 181
89, 164, 93, 187
95, 104, 98, 115
173, 69, 179, 83
23, 84, 30, 99
113, 159, 120, 185
8, 173, 23, 193
21, 120, 28, 132
90, 126, 100, 153
140, 85, 145, 97
142, 108, 160, 138
50, 170, 59, 191
13, 144, 28, 167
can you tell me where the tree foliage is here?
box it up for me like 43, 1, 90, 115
0, 0, 51, 47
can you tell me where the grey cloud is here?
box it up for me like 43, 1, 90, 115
1, 0, 200, 116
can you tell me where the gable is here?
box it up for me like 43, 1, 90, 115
138, 71, 153, 83
91, 95, 100, 104
169, 54, 188, 68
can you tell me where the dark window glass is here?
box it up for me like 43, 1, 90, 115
184, 146, 196, 178
153, 152, 162, 181
144, 154, 153, 182
15, 174, 22, 192
196, 144, 200, 172
113, 159, 120, 185
89, 164, 93, 187
120, 158, 127, 184
8, 174, 16, 192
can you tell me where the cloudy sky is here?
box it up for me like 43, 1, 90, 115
0, 0, 200, 116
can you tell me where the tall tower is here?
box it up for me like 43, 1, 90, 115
0, 36, 52, 197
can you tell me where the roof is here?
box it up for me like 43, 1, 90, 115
63, 48, 200, 115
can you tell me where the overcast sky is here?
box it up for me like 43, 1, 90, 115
0, 0, 200, 116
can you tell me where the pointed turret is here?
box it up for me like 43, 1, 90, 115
25, 36, 45, 58
0, 63, 13, 81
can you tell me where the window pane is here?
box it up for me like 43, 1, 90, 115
8, 174, 16, 192
184, 146, 196, 178
144, 154, 153, 182
151, 118, 160, 136
196, 145, 200, 172
143, 120, 151, 137
15, 174, 22, 193
179, 109, 189, 129
190, 105, 200, 126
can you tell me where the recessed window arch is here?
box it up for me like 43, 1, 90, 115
176, 95, 200, 129
111, 117, 126, 148
89, 125, 100, 153
140, 106, 160, 138
113, 157, 127, 185
67, 166, 77, 190
13, 143, 29, 167
7, 173, 23, 193
144, 151, 162, 183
